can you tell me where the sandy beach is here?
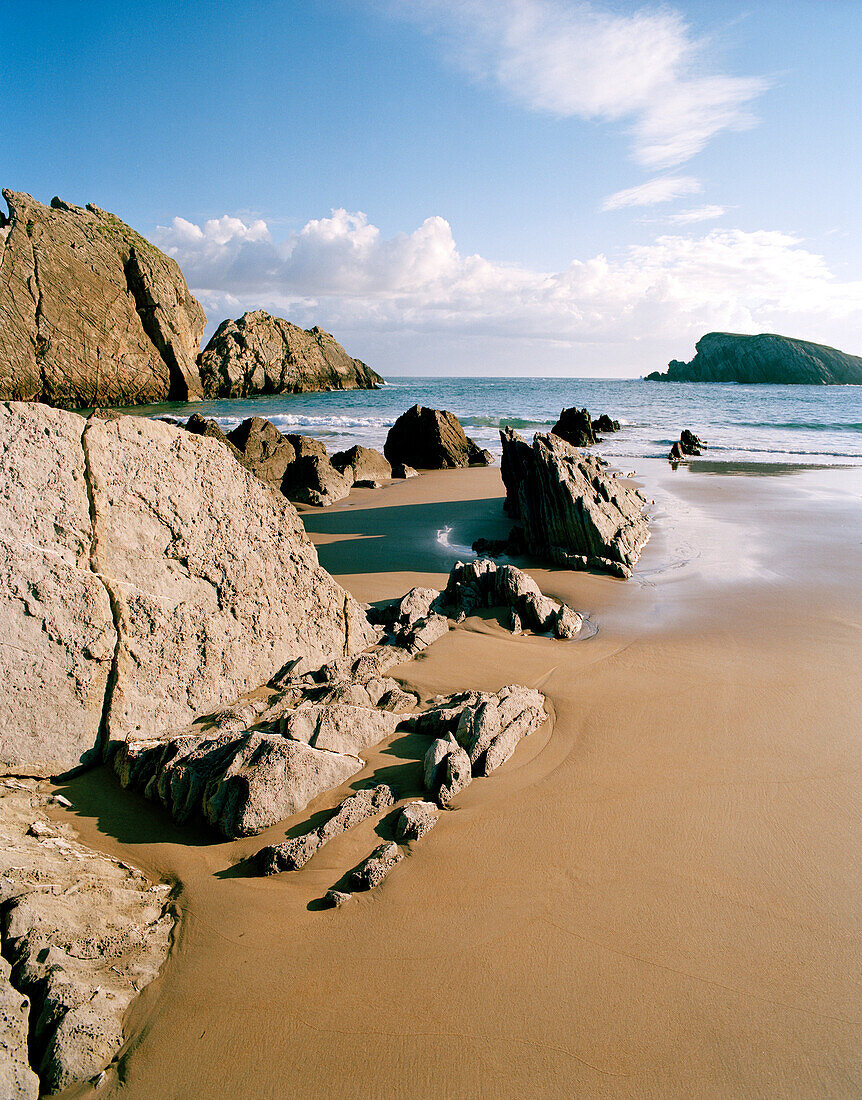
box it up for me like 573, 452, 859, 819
54, 459, 862, 1099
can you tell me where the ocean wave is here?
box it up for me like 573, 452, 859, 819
459, 414, 554, 430
213, 413, 394, 432
735, 421, 862, 432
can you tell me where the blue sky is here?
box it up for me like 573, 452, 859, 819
3, 0, 861, 376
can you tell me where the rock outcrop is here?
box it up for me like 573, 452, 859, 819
647, 331, 862, 385
669, 429, 707, 461
0, 190, 205, 408
331, 445, 391, 484
0, 779, 173, 1094
0, 402, 375, 776
499, 428, 649, 578
551, 407, 596, 448
384, 405, 492, 469
350, 842, 403, 890
197, 311, 383, 397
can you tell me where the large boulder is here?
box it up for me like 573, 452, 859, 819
226, 416, 297, 487
197, 310, 383, 397
384, 405, 492, 469
0, 402, 375, 776
331, 444, 391, 483
646, 331, 862, 385
0, 190, 205, 407
499, 428, 649, 578
550, 407, 596, 448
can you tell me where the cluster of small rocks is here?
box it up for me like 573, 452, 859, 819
0, 780, 173, 1096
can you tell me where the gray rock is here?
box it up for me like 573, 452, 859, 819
279, 704, 399, 756
350, 842, 403, 890
0, 781, 173, 1094
395, 801, 439, 842
397, 586, 441, 627
405, 613, 450, 653
331, 444, 391, 483
281, 453, 351, 507
377, 686, 420, 713
554, 604, 583, 639
499, 428, 649, 576
197, 311, 383, 397
0, 189, 205, 407
454, 685, 546, 775
384, 405, 492, 469
0, 403, 375, 775
424, 735, 472, 807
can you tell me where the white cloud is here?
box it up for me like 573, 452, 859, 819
394, 0, 769, 169
156, 208, 862, 374
602, 175, 701, 211
662, 204, 727, 224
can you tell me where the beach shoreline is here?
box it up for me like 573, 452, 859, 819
53, 458, 862, 1099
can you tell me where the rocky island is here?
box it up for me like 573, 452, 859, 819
647, 331, 862, 384
0, 190, 383, 408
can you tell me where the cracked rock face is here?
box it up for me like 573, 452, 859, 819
0, 189, 205, 408
0, 779, 173, 1094
500, 428, 649, 577
197, 311, 383, 397
0, 402, 375, 776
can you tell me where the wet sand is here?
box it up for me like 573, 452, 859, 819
56, 459, 862, 1099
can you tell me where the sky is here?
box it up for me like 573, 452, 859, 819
3, 0, 861, 376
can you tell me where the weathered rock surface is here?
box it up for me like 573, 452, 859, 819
0, 402, 374, 776
277, 704, 400, 756
424, 736, 472, 807
350, 842, 403, 890
384, 405, 492, 469
281, 453, 352, 507
646, 331, 862, 385
226, 416, 297, 488
499, 428, 649, 578
0, 779, 173, 1094
551, 407, 596, 448
395, 801, 439, 842
197, 311, 383, 397
256, 784, 396, 874
331, 444, 391, 484
114, 730, 363, 838
440, 559, 583, 636
454, 686, 546, 776
0, 956, 39, 1099
0, 189, 205, 407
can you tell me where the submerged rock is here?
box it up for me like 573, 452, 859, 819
197, 310, 383, 397
0, 189, 205, 407
499, 428, 649, 578
384, 405, 492, 469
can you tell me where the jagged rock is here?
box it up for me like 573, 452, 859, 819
593, 414, 620, 433
384, 405, 492, 469
278, 704, 400, 756
0, 402, 375, 776
454, 686, 546, 776
424, 735, 472, 807
226, 416, 297, 488
256, 784, 396, 874
499, 428, 649, 578
395, 801, 439, 842
391, 463, 418, 479
551, 407, 596, 448
554, 604, 583, 639
0, 781, 173, 1094
410, 693, 485, 739
669, 442, 684, 461
646, 331, 862, 385
114, 729, 363, 838
281, 453, 351, 507
331, 445, 391, 484
0, 957, 39, 1099
680, 429, 706, 455
197, 311, 383, 397
440, 559, 583, 635
404, 614, 450, 653
325, 889, 352, 908
350, 842, 403, 890
0, 189, 205, 407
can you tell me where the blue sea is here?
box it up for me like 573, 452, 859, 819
133, 378, 862, 468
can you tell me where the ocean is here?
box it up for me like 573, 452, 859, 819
133, 378, 862, 468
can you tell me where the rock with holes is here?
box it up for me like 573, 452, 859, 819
350, 841, 403, 890
0, 401, 376, 775
0, 956, 39, 1099
0, 189, 205, 407
395, 801, 439, 842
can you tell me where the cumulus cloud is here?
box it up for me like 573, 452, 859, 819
156, 208, 862, 372
393, 0, 769, 169
602, 175, 701, 211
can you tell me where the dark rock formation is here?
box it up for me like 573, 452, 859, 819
0, 779, 173, 1094
500, 428, 649, 578
0, 402, 375, 776
391, 462, 418, 479
669, 430, 707, 461
0, 190, 205, 407
593, 414, 620, 433
551, 407, 596, 447
384, 405, 492, 469
256, 784, 396, 874
282, 453, 352, 507
197, 310, 383, 397
647, 332, 862, 385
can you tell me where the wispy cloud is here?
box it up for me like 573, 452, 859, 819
394, 0, 769, 169
602, 175, 701, 211
156, 209, 862, 370
663, 204, 727, 224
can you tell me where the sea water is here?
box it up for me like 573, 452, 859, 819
133, 378, 862, 467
